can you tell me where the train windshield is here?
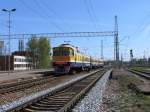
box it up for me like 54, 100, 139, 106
53, 47, 74, 56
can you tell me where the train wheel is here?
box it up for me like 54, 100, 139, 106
87, 68, 90, 72
82, 66, 85, 71
70, 69, 76, 74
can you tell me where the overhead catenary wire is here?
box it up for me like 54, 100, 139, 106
88, 0, 104, 59
131, 11, 150, 38
39, 0, 73, 31
17, 0, 64, 32
88, 0, 100, 29
119, 36, 130, 43
84, 0, 98, 30
139, 14, 150, 31
33, 0, 65, 32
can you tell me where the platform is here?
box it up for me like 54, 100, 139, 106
0, 69, 53, 83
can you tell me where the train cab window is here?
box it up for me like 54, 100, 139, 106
53, 51, 59, 56
53, 47, 74, 56
62, 50, 69, 56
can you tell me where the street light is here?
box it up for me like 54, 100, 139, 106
2, 8, 16, 74
2, 9, 16, 12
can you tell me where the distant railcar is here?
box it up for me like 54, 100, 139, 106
52, 44, 103, 74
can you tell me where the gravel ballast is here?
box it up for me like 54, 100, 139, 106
72, 70, 111, 112
0, 70, 100, 112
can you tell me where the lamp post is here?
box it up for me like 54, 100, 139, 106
2, 8, 16, 74
4, 45, 7, 71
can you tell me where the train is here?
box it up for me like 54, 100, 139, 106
52, 44, 104, 74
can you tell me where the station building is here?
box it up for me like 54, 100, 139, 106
0, 51, 32, 71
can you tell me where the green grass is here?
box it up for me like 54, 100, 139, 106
131, 66, 150, 71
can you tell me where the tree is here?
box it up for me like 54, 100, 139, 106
27, 36, 51, 69
38, 38, 50, 68
27, 36, 38, 69
148, 57, 150, 66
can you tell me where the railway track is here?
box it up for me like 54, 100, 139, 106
129, 69, 150, 80
6, 69, 107, 112
0, 76, 55, 94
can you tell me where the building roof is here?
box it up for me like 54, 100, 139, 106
12, 51, 32, 56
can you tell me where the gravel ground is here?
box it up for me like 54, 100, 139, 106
0, 69, 53, 83
99, 69, 150, 112
0, 72, 88, 105
72, 70, 111, 112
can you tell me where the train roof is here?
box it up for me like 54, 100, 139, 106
53, 44, 77, 51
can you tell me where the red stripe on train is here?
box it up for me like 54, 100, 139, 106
53, 62, 67, 64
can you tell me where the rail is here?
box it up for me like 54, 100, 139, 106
0, 69, 111, 112
128, 69, 150, 80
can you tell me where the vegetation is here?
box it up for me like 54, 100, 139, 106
113, 74, 150, 112
130, 58, 150, 68
38, 38, 51, 68
27, 36, 51, 69
130, 66, 150, 73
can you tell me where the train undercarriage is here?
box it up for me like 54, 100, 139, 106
53, 62, 102, 74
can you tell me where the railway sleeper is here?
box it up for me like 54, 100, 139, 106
39, 100, 66, 105
0, 78, 53, 94
52, 92, 76, 96
67, 86, 85, 92
46, 96, 71, 100
25, 105, 60, 111
12, 70, 105, 112
31, 104, 63, 109
35, 103, 64, 107
23, 108, 54, 112
42, 99, 68, 103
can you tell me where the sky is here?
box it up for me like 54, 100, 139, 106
0, 0, 150, 61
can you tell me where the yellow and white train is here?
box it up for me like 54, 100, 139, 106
52, 44, 103, 74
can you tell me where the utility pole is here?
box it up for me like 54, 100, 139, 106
114, 15, 119, 68
4, 45, 7, 71
143, 50, 146, 59
2, 8, 16, 74
101, 40, 103, 60
19, 39, 24, 51
121, 53, 123, 67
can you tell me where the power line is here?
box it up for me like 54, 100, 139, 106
34, 0, 65, 32
33, 0, 64, 32
101, 40, 104, 59
88, 0, 99, 29
40, 0, 73, 31
131, 11, 150, 37
84, 0, 97, 30
120, 36, 130, 43
17, 0, 64, 32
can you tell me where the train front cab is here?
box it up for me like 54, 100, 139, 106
52, 46, 75, 74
